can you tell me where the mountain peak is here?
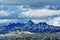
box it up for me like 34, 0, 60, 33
38, 22, 47, 25
28, 20, 33, 22
28, 20, 34, 23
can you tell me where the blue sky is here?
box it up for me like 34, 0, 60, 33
0, 0, 60, 26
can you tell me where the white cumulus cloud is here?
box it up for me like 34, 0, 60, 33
48, 17, 60, 26
0, 19, 18, 23
0, 10, 15, 16
21, 8, 60, 17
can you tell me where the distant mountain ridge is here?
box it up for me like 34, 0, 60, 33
0, 20, 60, 34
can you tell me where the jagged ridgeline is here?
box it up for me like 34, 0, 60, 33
0, 20, 60, 34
